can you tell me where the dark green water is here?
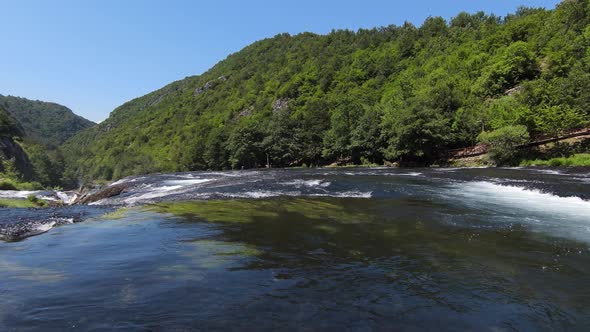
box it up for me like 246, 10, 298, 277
1, 168, 590, 331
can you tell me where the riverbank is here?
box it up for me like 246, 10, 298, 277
0, 198, 39, 208
521, 153, 590, 167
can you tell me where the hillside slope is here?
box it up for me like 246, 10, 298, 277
66, 1, 590, 180
0, 97, 94, 188
0, 95, 95, 147
0, 106, 34, 182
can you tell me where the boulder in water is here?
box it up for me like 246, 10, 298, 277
78, 184, 129, 204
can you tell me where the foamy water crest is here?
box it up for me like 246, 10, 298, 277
280, 179, 331, 188
457, 182, 590, 217
449, 181, 590, 243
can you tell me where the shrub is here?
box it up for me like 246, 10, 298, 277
26, 194, 47, 207
478, 125, 530, 165
0, 179, 18, 190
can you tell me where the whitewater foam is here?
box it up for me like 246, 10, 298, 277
0, 191, 39, 199
443, 180, 590, 245
533, 169, 564, 175
323, 191, 373, 198
281, 179, 331, 188
197, 190, 373, 199
164, 179, 213, 186
456, 182, 590, 216
449, 181, 590, 243
399, 172, 422, 177
124, 185, 186, 204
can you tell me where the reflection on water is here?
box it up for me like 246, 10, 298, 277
1, 167, 590, 330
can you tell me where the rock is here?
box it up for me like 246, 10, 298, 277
272, 99, 290, 113
384, 161, 400, 167
193, 75, 229, 97
78, 183, 129, 204
193, 86, 206, 96
505, 85, 523, 96
238, 106, 254, 118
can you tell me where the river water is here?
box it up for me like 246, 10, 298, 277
1, 167, 589, 330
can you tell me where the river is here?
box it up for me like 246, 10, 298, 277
1, 167, 589, 330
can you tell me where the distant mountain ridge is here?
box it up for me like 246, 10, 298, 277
0, 95, 95, 147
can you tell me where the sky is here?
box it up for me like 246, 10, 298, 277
0, 0, 562, 122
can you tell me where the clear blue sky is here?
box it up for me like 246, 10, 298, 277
0, 0, 561, 122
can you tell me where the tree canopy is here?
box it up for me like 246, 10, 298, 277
65, 1, 590, 180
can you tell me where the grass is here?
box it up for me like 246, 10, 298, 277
0, 198, 38, 208
0, 195, 49, 208
520, 153, 590, 167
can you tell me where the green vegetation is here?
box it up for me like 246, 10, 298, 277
26, 194, 48, 207
478, 125, 530, 165
0, 195, 49, 208
0, 178, 42, 191
521, 153, 590, 166
0, 95, 94, 147
150, 198, 373, 225
0, 98, 91, 190
0, 198, 38, 208
53, 1, 589, 178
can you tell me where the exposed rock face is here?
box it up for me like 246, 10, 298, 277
272, 99, 290, 113
238, 106, 254, 118
146, 93, 169, 109
78, 183, 129, 204
0, 137, 33, 179
505, 85, 524, 96
193, 75, 229, 97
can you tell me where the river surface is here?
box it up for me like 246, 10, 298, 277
1, 167, 590, 331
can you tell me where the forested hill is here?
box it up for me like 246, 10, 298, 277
0, 97, 94, 189
0, 95, 95, 147
0, 106, 23, 138
66, 1, 590, 181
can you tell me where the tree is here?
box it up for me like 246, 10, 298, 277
533, 105, 587, 136
478, 125, 530, 165
382, 103, 451, 165
226, 120, 265, 169
477, 41, 539, 96
263, 109, 300, 167
350, 106, 384, 164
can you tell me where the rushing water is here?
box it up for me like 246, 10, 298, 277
1, 167, 590, 330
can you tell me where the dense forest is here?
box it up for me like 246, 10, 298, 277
0, 97, 94, 189
63, 0, 590, 181
0, 95, 95, 147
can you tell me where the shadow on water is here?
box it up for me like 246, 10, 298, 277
148, 197, 590, 331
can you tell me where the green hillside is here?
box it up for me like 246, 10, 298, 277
66, 1, 590, 180
0, 97, 94, 189
0, 95, 95, 147
0, 106, 23, 138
